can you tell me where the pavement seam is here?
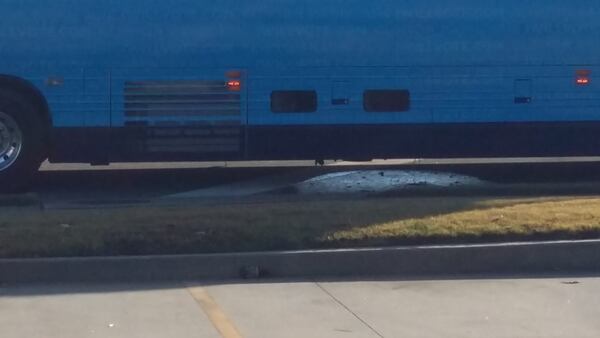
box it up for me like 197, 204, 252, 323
187, 286, 244, 338
315, 282, 386, 338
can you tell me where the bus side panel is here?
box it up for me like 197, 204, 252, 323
246, 122, 600, 160
243, 64, 600, 160
1, 1, 600, 163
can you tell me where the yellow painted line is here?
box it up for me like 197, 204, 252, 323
187, 287, 243, 338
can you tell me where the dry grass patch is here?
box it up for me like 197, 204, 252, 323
326, 198, 600, 243
1, 196, 599, 258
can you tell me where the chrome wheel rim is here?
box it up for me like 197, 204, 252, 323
0, 111, 23, 171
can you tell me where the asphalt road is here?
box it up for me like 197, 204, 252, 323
27, 159, 600, 208
2, 276, 598, 338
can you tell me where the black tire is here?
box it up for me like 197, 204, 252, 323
0, 89, 47, 193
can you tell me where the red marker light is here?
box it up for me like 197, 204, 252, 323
227, 80, 241, 91
576, 77, 590, 85
576, 70, 591, 86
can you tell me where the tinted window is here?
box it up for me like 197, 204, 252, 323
271, 91, 317, 113
364, 90, 410, 112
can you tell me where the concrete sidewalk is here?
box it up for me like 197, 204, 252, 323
2, 276, 599, 338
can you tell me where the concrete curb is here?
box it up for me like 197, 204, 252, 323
1, 240, 600, 284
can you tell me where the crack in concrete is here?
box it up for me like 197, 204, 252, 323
315, 282, 385, 338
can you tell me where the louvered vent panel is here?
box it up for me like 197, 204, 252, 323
123, 80, 242, 154
124, 80, 241, 117
143, 125, 241, 153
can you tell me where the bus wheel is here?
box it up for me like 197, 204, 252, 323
0, 89, 46, 193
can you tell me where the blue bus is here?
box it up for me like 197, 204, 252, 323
1, 0, 599, 191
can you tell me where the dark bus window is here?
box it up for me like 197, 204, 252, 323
271, 91, 318, 113
363, 90, 411, 112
